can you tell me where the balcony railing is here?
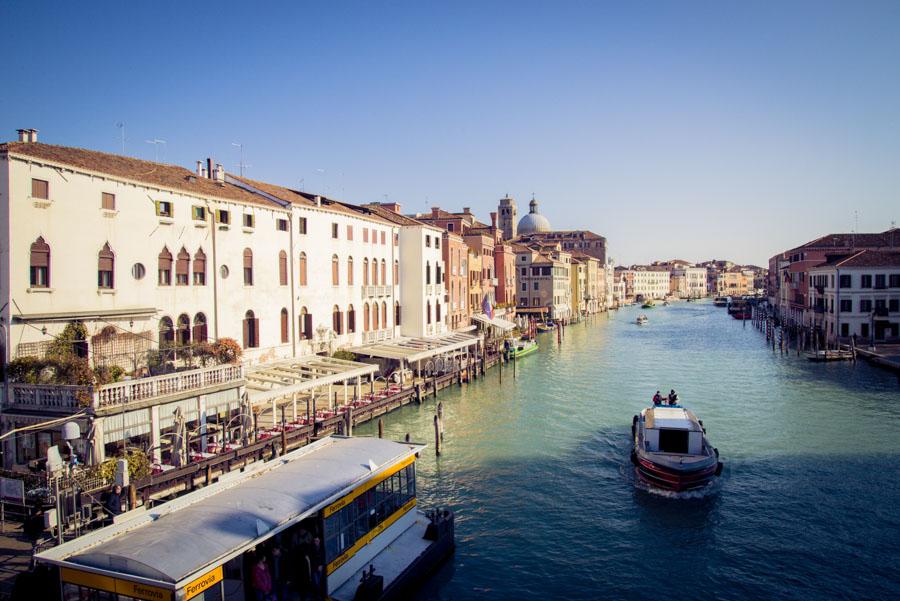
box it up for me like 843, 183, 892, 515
7, 384, 89, 412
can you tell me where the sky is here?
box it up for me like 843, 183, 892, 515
3, 1, 899, 266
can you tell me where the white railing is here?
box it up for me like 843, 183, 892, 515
377, 285, 388, 297
95, 364, 244, 409
426, 284, 434, 296
361, 285, 377, 299
8, 384, 89, 412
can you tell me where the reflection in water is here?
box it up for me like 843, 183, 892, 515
356, 303, 900, 600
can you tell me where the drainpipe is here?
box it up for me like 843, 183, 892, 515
210, 203, 220, 340
834, 268, 840, 349
289, 210, 297, 358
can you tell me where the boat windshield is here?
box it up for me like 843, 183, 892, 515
658, 428, 689, 454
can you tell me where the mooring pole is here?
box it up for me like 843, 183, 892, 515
378, 418, 384, 439
434, 415, 441, 456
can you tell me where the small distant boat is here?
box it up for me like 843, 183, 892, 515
662, 300, 670, 306
641, 300, 656, 309
713, 296, 728, 307
632, 403, 722, 492
636, 314, 649, 325
509, 337, 539, 358
807, 349, 854, 362
731, 308, 752, 320
535, 322, 555, 333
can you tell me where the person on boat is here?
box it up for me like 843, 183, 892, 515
652, 391, 662, 405
668, 390, 678, 405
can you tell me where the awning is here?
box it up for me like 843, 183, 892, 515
245, 355, 377, 404
12, 307, 158, 323
349, 332, 481, 363
514, 307, 549, 314
471, 314, 516, 332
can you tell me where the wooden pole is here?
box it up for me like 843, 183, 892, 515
378, 418, 384, 439
437, 402, 444, 441
434, 415, 441, 456
346, 405, 353, 437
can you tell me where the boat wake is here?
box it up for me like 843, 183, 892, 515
630, 466, 724, 499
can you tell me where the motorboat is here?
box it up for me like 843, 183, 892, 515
535, 322, 555, 333
631, 403, 722, 491
713, 296, 728, 307
509, 337, 539, 359
641, 300, 656, 309
636, 314, 648, 325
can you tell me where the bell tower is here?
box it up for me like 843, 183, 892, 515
498, 195, 517, 240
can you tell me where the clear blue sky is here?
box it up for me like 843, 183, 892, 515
3, 1, 898, 266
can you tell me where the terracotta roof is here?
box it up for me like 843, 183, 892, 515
817, 250, 900, 268
361, 203, 435, 228
1, 141, 274, 208
796, 229, 900, 251
517, 230, 606, 241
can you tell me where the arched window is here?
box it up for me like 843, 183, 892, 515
347, 305, 356, 333
436, 263, 442, 285
98, 243, 115, 289
30, 237, 50, 288
243, 248, 253, 285
394, 302, 401, 326
298, 252, 308, 286
192, 313, 208, 343
243, 310, 259, 348
363, 259, 369, 286
158, 316, 174, 347
426, 262, 431, 285
176, 248, 190, 285
347, 257, 354, 285
332, 305, 343, 334
158, 247, 173, 286
280, 308, 289, 343
176, 314, 191, 345
371, 258, 378, 286
382, 301, 388, 328
436, 301, 442, 322
393, 260, 399, 284
381, 259, 386, 286
279, 251, 288, 286
299, 307, 311, 340
372, 300, 380, 330
193, 248, 207, 285
332, 255, 339, 286
363, 303, 370, 332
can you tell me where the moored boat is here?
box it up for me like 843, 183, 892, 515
631, 403, 722, 492
713, 296, 728, 307
509, 337, 539, 358
536, 322, 555, 333
641, 300, 656, 309
731, 308, 752, 320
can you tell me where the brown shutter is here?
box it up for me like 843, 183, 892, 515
299, 254, 307, 286
31, 241, 49, 267
279, 252, 288, 286
281, 311, 289, 343
396, 303, 401, 326
348, 259, 353, 285
349, 310, 355, 332
243, 249, 253, 268
253, 318, 260, 348
31, 179, 49, 199
382, 303, 387, 326
381, 262, 386, 285
332, 259, 339, 285
101, 192, 115, 210
98, 248, 114, 271
243, 318, 250, 348
176, 249, 189, 278
304, 313, 313, 339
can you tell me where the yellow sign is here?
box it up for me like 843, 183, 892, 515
323, 455, 415, 517
183, 566, 223, 600
61, 567, 173, 601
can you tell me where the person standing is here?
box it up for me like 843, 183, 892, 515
251, 553, 273, 601
103, 484, 125, 519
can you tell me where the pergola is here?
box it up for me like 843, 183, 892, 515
349, 332, 482, 381
244, 355, 378, 423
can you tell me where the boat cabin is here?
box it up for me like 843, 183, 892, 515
643, 407, 703, 455
34, 436, 429, 601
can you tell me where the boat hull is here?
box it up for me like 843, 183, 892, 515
634, 454, 719, 491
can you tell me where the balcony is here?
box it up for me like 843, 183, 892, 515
5, 364, 244, 414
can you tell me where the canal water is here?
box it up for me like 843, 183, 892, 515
355, 301, 900, 600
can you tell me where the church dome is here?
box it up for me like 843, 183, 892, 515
517, 198, 551, 234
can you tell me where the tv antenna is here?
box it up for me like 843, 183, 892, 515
231, 142, 246, 176
116, 122, 127, 154
145, 138, 167, 162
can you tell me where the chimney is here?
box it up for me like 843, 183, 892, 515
490, 212, 497, 228
17, 128, 38, 143
213, 164, 225, 183
463, 207, 471, 215
431, 207, 440, 218
196, 161, 204, 177
315, 195, 322, 207
206, 158, 214, 179
380, 202, 402, 214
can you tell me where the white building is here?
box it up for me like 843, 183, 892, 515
632, 267, 670, 300
673, 266, 707, 298
808, 250, 900, 343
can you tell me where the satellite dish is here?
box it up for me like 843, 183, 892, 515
62, 422, 81, 442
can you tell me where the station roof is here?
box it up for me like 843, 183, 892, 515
37, 436, 424, 587
349, 332, 481, 363
471, 314, 516, 332
245, 356, 378, 404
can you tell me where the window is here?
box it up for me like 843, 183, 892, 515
890, 274, 900, 288
534, 282, 539, 290
176, 248, 190, 285
448, 223, 454, 232
102, 192, 116, 210
861, 275, 872, 288
347, 225, 353, 240
839, 274, 851, 288
243, 213, 255, 228
159, 317, 175, 348
436, 264, 442, 284
333, 305, 343, 335
348, 257, 354, 285
381, 259, 386, 286
521, 283, 527, 292
348, 305, 356, 333
840, 299, 852, 312
29, 237, 50, 287
395, 302, 402, 326
299, 252, 308, 286
363, 303, 370, 332
298, 217, 307, 234
372, 300, 380, 330
861, 299, 872, 313
436, 301, 441, 322
332, 255, 340, 286
435, 237, 440, 249
177, 314, 191, 346
243, 248, 253, 285
840, 323, 849, 337
217, 209, 230, 224
381, 231, 386, 245
363, 228, 369, 243
426, 262, 431, 285
426, 300, 432, 324
861, 323, 870, 338
521, 267, 526, 276
192, 205, 207, 221
193, 313, 208, 343
371, 258, 378, 286
243, 310, 259, 348
890, 299, 899, 313
158, 247, 173, 285
394, 260, 399, 284
132, 263, 146, 280
426, 235, 431, 248
363, 259, 369, 286
31, 178, 49, 200
276, 218, 288, 231
394, 233, 399, 246
281, 308, 289, 343
875, 274, 886, 289
193, 249, 207, 285
332, 223, 339, 239
299, 307, 312, 340
279, 251, 288, 286
98, 243, 114, 288
156, 200, 173, 217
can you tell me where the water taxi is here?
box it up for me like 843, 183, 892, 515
636, 314, 649, 325
535, 322, 555, 333
713, 296, 728, 307
641, 300, 656, 309
33, 436, 454, 601
631, 404, 722, 492
509, 337, 539, 358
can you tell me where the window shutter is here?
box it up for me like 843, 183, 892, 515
243, 250, 253, 269
281, 311, 289, 343
243, 318, 250, 348
31, 243, 49, 267
349, 310, 355, 332
253, 318, 260, 347
98, 250, 114, 271
102, 192, 115, 210
304, 313, 313, 339
279, 252, 288, 285
193, 251, 206, 276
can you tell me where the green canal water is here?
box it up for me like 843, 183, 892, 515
356, 301, 900, 600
